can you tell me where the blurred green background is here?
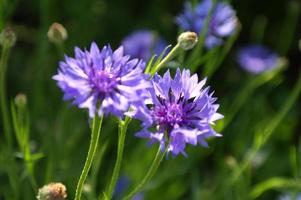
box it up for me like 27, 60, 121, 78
0, 0, 301, 199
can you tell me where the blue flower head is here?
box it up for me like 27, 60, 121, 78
121, 30, 167, 61
237, 45, 279, 74
53, 42, 151, 118
128, 69, 223, 156
176, 0, 237, 49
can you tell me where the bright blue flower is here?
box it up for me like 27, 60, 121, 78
121, 30, 168, 61
128, 68, 223, 156
176, 0, 237, 48
237, 45, 279, 74
53, 42, 151, 118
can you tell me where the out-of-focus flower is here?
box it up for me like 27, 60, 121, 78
53, 42, 151, 118
237, 45, 279, 74
113, 176, 143, 200
0, 27, 17, 47
278, 193, 301, 200
47, 23, 68, 43
177, 31, 198, 50
113, 176, 130, 198
176, 0, 237, 49
121, 30, 168, 61
36, 182, 67, 200
128, 68, 223, 156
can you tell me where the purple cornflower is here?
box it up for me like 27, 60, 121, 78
237, 45, 279, 74
121, 30, 167, 61
53, 42, 151, 118
176, 0, 237, 49
128, 69, 223, 156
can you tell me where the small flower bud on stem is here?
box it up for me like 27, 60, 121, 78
177, 31, 198, 50
47, 23, 68, 44
0, 27, 17, 48
47, 23, 68, 58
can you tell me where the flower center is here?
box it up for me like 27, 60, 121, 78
154, 102, 184, 128
91, 70, 118, 93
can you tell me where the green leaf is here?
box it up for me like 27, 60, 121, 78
250, 177, 301, 199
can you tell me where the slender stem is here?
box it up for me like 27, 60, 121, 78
186, 0, 216, 69
25, 153, 38, 192
231, 67, 301, 183
54, 41, 65, 58
223, 62, 285, 131
122, 145, 166, 200
75, 115, 103, 200
11, 102, 38, 192
0, 46, 12, 146
204, 26, 241, 79
150, 43, 180, 76
260, 68, 301, 145
91, 141, 108, 200
0, 45, 19, 198
250, 16, 267, 43
106, 117, 131, 200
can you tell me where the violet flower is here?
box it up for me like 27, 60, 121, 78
121, 30, 167, 61
53, 42, 151, 118
128, 68, 223, 156
176, 0, 237, 49
237, 45, 279, 74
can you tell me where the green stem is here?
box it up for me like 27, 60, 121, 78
106, 117, 131, 200
204, 26, 241, 79
123, 145, 166, 200
150, 43, 180, 76
54, 41, 65, 58
11, 102, 38, 192
223, 61, 285, 131
0, 45, 19, 198
231, 67, 301, 183
75, 115, 103, 200
25, 154, 38, 192
250, 16, 267, 44
186, 0, 216, 70
24, 134, 38, 193
0, 45, 12, 146
92, 141, 108, 200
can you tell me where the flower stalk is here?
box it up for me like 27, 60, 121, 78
223, 59, 286, 131
0, 27, 19, 198
106, 116, 131, 200
11, 93, 38, 192
0, 42, 12, 146
47, 22, 67, 58
75, 115, 103, 200
231, 63, 301, 183
122, 145, 166, 200
150, 43, 180, 76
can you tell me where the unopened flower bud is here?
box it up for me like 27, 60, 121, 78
14, 93, 27, 108
0, 27, 17, 47
47, 23, 68, 43
37, 183, 67, 200
177, 31, 198, 50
